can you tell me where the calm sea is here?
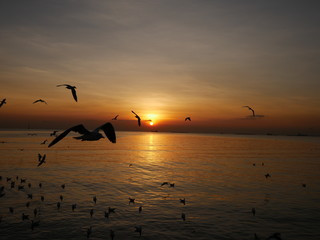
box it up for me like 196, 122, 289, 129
0, 130, 319, 240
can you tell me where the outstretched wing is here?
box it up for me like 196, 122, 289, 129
96, 122, 116, 143
56, 84, 69, 87
48, 124, 90, 147
71, 88, 78, 102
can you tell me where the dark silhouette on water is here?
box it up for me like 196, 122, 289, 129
243, 106, 255, 117
57, 84, 78, 102
37, 154, 46, 167
0, 98, 6, 108
33, 99, 47, 104
131, 110, 141, 126
48, 122, 116, 147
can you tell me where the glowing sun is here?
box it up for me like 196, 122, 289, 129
149, 121, 154, 126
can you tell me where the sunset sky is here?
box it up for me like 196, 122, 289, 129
0, 0, 319, 135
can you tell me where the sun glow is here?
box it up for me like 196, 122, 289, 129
149, 121, 154, 126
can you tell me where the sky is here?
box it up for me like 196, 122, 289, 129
0, 0, 320, 135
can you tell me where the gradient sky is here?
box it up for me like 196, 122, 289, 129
0, 0, 320, 135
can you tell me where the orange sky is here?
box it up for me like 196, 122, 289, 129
0, 1, 320, 135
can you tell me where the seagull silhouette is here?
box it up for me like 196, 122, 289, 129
112, 115, 119, 120
40, 139, 47, 145
57, 84, 78, 102
185, 117, 191, 121
48, 122, 116, 147
131, 111, 141, 126
37, 154, 46, 167
33, 99, 47, 104
50, 130, 58, 136
0, 98, 6, 108
242, 106, 255, 117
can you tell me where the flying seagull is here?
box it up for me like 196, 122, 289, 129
37, 154, 46, 167
185, 117, 191, 121
33, 99, 47, 104
243, 106, 255, 117
0, 98, 6, 107
131, 111, 141, 126
48, 122, 116, 147
112, 115, 119, 120
50, 130, 58, 136
57, 84, 78, 102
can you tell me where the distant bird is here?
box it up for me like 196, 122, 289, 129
265, 173, 271, 179
27, 193, 33, 199
41, 196, 44, 202
161, 182, 169, 186
93, 196, 97, 204
40, 139, 47, 145
37, 154, 46, 167
169, 183, 175, 188
181, 213, 186, 221
18, 185, 24, 190
33, 208, 38, 217
129, 197, 135, 204
60, 195, 63, 201
266, 233, 282, 240
112, 115, 119, 120
104, 211, 109, 219
134, 226, 142, 236
50, 130, 58, 136
39, 183, 42, 188
87, 226, 92, 239
108, 207, 116, 213
185, 117, 191, 121
61, 184, 66, 189
139, 206, 142, 213
180, 198, 186, 205
72, 204, 77, 211
90, 209, 94, 218
28, 183, 31, 188
302, 183, 306, 188
57, 84, 78, 102
20, 214, 26, 222
31, 220, 40, 230
0, 98, 6, 108
33, 99, 47, 104
252, 207, 256, 216
110, 230, 115, 240
243, 106, 255, 117
20, 178, 26, 183
57, 202, 61, 210
131, 111, 141, 126
48, 123, 116, 147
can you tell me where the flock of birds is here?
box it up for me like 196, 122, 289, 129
0, 83, 279, 239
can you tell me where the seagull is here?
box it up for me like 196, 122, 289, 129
185, 117, 191, 121
134, 226, 142, 236
50, 130, 58, 136
243, 106, 255, 117
40, 139, 47, 145
90, 209, 94, 218
169, 183, 175, 188
108, 207, 116, 213
33, 99, 47, 104
129, 197, 135, 204
0, 98, 6, 108
61, 184, 65, 189
181, 213, 186, 221
72, 204, 77, 211
31, 220, 40, 230
161, 182, 169, 186
48, 123, 116, 147
110, 230, 115, 240
37, 154, 46, 167
112, 115, 119, 120
265, 173, 271, 179
131, 111, 141, 126
57, 84, 78, 102
180, 198, 186, 205
60, 195, 63, 201
139, 206, 142, 213
252, 207, 256, 216
93, 196, 97, 204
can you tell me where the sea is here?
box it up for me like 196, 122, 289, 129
0, 130, 319, 240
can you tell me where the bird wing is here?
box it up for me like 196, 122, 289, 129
33, 100, 39, 104
137, 118, 141, 126
38, 153, 42, 162
56, 84, 68, 87
48, 124, 90, 147
131, 110, 138, 116
71, 88, 78, 102
96, 122, 116, 143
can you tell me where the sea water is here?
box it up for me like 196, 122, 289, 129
0, 130, 319, 240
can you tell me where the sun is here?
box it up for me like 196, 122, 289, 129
149, 121, 154, 126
